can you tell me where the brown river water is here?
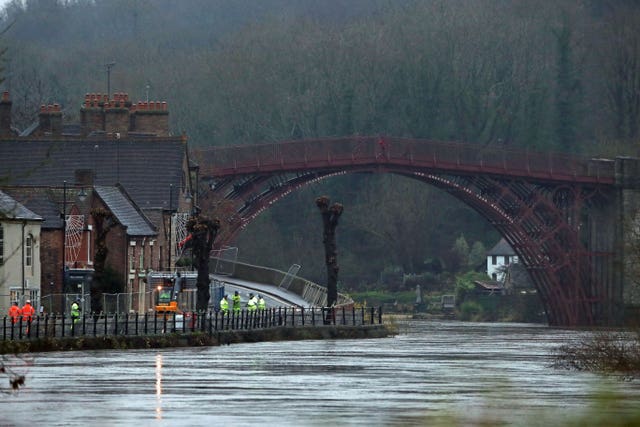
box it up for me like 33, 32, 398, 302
1, 320, 639, 426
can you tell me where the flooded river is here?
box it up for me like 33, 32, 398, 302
2, 320, 640, 426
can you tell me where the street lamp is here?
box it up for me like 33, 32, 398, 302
61, 180, 68, 297
105, 62, 116, 99
168, 184, 173, 271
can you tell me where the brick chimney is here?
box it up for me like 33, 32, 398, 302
0, 91, 11, 138
74, 168, 94, 187
39, 103, 63, 136
80, 93, 105, 136
104, 92, 130, 137
131, 100, 170, 136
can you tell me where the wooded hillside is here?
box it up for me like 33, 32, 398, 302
2, 0, 639, 290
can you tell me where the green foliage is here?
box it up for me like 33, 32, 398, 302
454, 271, 486, 303
458, 300, 484, 321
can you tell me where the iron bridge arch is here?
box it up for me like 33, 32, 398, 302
193, 136, 618, 327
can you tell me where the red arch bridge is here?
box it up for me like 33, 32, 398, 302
192, 136, 640, 327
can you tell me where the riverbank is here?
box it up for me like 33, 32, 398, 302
0, 324, 395, 355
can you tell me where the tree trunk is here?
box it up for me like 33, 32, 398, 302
316, 196, 343, 307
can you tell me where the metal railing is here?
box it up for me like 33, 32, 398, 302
1, 306, 384, 341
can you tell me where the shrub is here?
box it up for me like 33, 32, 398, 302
458, 300, 483, 321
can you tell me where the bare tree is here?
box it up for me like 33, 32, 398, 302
186, 211, 220, 311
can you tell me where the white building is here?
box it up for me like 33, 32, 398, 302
0, 190, 43, 312
486, 238, 518, 282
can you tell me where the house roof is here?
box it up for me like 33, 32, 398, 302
0, 190, 42, 221
0, 137, 188, 210
487, 238, 516, 256
2, 186, 82, 229
94, 185, 157, 237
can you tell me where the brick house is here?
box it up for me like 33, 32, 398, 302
0, 91, 196, 313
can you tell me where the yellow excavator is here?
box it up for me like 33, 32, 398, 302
154, 276, 181, 315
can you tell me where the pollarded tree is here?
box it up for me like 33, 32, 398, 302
90, 207, 118, 313
315, 196, 343, 307
186, 212, 220, 311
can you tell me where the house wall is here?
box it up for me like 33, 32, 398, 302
0, 220, 42, 312
486, 254, 519, 282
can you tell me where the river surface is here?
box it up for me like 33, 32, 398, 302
2, 320, 640, 426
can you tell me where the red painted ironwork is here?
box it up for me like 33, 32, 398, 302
192, 137, 618, 326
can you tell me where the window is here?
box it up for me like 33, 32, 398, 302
129, 249, 135, 272
139, 245, 144, 270
25, 234, 33, 267
491, 255, 497, 265
0, 224, 3, 266
504, 255, 510, 265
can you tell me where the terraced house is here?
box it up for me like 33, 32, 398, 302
0, 91, 196, 314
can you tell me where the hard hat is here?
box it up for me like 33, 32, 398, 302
26, 300, 31, 304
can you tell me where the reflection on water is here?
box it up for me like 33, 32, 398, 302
155, 353, 162, 421
2, 320, 640, 426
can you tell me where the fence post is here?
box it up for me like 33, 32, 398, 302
361, 307, 365, 324
144, 312, 148, 335
4, 317, 7, 341
44, 314, 49, 338
370, 307, 374, 324
52, 314, 57, 337
61, 314, 65, 337
35, 316, 40, 338
352, 306, 356, 325
104, 313, 108, 336
135, 313, 139, 336
82, 313, 86, 336
378, 306, 383, 324
124, 312, 129, 336
93, 315, 97, 337
311, 308, 315, 326
342, 306, 346, 325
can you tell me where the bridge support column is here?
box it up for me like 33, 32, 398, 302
615, 157, 640, 325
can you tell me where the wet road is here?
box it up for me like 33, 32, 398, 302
2, 320, 640, 426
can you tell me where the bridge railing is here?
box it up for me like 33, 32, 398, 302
0, 306, 384, 341
197, 137, 616, 183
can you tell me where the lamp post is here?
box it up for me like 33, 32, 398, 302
168, 183, 173, 271
105, 62, 116, 99
61, 180, 67, 296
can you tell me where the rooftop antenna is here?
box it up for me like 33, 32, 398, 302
105, 62, 116, 99
145, 81, 150, 103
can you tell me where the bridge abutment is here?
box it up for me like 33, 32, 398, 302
615, 157, 640, 325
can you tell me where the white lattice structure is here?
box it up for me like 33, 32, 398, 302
173, 212, 190, 259
65, 214, 85, 265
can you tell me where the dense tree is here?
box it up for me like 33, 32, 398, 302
2, 0, 639, 290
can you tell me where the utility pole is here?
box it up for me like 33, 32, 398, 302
61, 180, 67, 296
105, 62, 116, 99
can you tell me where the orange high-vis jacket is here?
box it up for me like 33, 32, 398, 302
21, 303, 35, 322
8, 305, 21, 323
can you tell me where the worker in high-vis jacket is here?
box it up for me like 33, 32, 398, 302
70, 300, 81, 332
232, 291, 241, 313
257, 295, 266, 311
220, 294, 229, 315
8, 301, 21, 324
247, 293, 257, 312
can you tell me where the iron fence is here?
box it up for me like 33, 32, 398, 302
1, 306, 384, 341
